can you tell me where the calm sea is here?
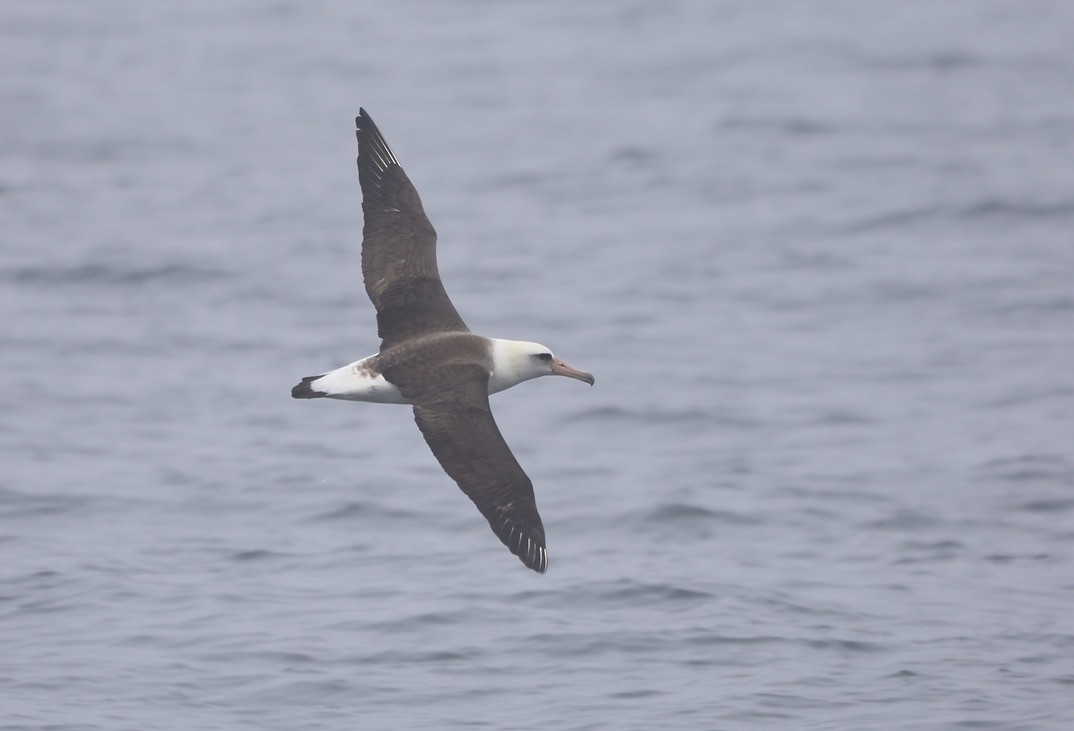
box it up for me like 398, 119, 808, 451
3, 1, 1073, 729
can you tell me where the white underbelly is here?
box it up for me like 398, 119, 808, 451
314, 358, 408, 404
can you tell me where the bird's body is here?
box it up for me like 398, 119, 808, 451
293, 336, 570, 404
292, 109, 593, 573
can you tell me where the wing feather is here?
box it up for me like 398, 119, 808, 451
356, 109, 469, 348
393, 362, 548, 573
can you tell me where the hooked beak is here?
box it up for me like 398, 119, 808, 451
551, 357, 595, 386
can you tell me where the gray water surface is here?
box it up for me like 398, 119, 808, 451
3, 2, 1074, 729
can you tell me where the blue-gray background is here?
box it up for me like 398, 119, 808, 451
3, 2, 1073, 729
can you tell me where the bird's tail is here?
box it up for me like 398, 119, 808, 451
291, 375, 327, 399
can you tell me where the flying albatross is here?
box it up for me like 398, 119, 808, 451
291, 109, 594, 573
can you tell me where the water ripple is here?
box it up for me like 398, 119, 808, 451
3, 262, 231, 286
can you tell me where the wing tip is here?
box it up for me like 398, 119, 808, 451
516, 543, 548, 574
355, 107, 398, 175
499, 521, 548, 573
528, 546, 549, 574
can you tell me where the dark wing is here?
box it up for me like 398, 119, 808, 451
392, 362, 548, 573
356, 108, 469, 350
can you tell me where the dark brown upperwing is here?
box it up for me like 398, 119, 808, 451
356, 109, 469, 350
390, 361, 548, 573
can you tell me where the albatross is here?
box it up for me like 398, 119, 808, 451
291, 109, 594, 573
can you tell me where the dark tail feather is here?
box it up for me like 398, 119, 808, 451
291, 375, 327, 399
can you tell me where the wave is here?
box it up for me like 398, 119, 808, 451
3, 262, 231, 286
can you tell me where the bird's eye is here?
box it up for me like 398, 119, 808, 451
536, 352, 553, 362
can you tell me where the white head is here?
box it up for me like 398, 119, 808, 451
488, 339, 595, 395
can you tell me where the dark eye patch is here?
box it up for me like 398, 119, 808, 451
536, 352, 553, 361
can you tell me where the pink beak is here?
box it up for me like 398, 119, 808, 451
551, 357, 595, 386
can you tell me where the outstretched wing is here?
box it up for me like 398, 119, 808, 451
391, 362, 548, 573
356, 109, 469, 349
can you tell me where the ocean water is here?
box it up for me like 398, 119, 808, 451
3, 1, 1074, 728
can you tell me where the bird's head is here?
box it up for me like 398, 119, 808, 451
490, 339, 595, 389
